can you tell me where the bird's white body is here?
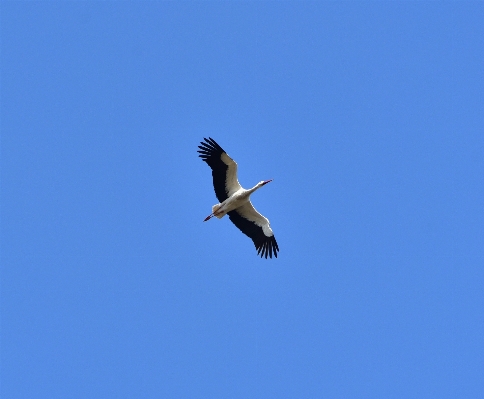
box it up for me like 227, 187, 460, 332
212, 189, 248, 218
211, 183, 265, 218
198, 137, 278, 258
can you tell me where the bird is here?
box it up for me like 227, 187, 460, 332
198, 137, 279, 259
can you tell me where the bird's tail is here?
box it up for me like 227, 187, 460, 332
212, 204, 225, 219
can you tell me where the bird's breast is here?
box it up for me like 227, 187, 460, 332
223, 190, 249, 212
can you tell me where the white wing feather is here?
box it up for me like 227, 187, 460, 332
235, 201, 274, 237
221, 152, 242, 196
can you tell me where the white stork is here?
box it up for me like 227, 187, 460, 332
198, 137, 279, 259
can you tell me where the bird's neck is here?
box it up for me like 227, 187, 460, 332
247, 184, 262, 195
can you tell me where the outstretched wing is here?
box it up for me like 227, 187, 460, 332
198, 137, 241, 202
228, 201, 279, 259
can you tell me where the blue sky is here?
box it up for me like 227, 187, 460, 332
2, 2, 483, 398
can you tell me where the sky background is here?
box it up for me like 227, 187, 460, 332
2, 2, 483, 398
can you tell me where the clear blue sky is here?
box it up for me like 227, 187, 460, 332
2, 2, 483, 398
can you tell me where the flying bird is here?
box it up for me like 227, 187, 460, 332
198, 137, 279, 259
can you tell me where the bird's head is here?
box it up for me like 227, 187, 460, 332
259, 179, 273, 187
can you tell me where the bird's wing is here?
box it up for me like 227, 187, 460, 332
198, 137, 242, 202
228, 201, 279, 259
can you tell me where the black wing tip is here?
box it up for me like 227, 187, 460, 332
206, 137, 221, 149
256, 236, 279, 259
197, 138, 225, 160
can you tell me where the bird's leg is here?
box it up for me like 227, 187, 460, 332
203, 206, 224, 222
203, 213, 215, 222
